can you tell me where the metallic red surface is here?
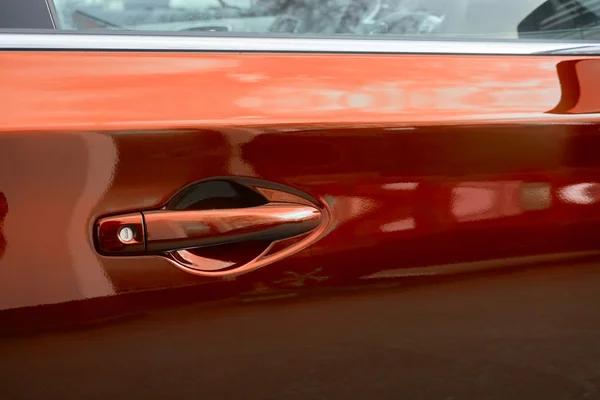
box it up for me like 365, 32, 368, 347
0, 51, 599, 324
0, 192, 6, 261
142, 203, 322, 254
1, 52, 598, 130
4, 46, 600, 400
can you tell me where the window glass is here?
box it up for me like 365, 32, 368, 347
0, 0, 54, 29
52, 0, 600, 40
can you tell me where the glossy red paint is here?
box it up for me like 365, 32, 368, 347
0, 51, 600, 321
0, 192, 7, 261
0, 52, 598, 130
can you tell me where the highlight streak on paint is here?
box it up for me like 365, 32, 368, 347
67, 132, 116, 299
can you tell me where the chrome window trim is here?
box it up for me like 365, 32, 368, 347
0, 32, 599, 55
43, 0, 57, 29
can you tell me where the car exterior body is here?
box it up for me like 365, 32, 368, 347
1, 1, 600, 398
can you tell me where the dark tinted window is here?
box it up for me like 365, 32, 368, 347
0, 0, 54, 29
52, 0, 600, 40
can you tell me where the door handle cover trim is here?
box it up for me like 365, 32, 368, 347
96, 203, 322, 255
95, 199, 331, 277
143, 203, 322, 253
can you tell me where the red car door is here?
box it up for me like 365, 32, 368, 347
2, 1, 600, 397
1, 0, 600, 315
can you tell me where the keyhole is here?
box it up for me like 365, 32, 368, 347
118, 226, 135, 243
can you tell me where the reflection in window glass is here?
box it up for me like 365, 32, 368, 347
52, 0, 600, 40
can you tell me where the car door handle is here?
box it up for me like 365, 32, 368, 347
96, 202, 322, 255
143, 203, 322, 253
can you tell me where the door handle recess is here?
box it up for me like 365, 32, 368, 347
96, 202, 322, 256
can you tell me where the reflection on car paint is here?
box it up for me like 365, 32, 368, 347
451, 181, 523, 222
0, 192, 7, 262
450, 181, 553, 222
0, 134, 117, 310
0, 52, 594, 131
236, 79, 561, 116
559, 182, 600, 204
380, 218, 416, 232
273, 268, 330, 288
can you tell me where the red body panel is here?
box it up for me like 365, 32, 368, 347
0, 52, 596, 129
3, 35, 600, 399
0, 51, 599, 320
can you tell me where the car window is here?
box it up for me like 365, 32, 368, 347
0, 0, 54, 29
51, 0, 600, 40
